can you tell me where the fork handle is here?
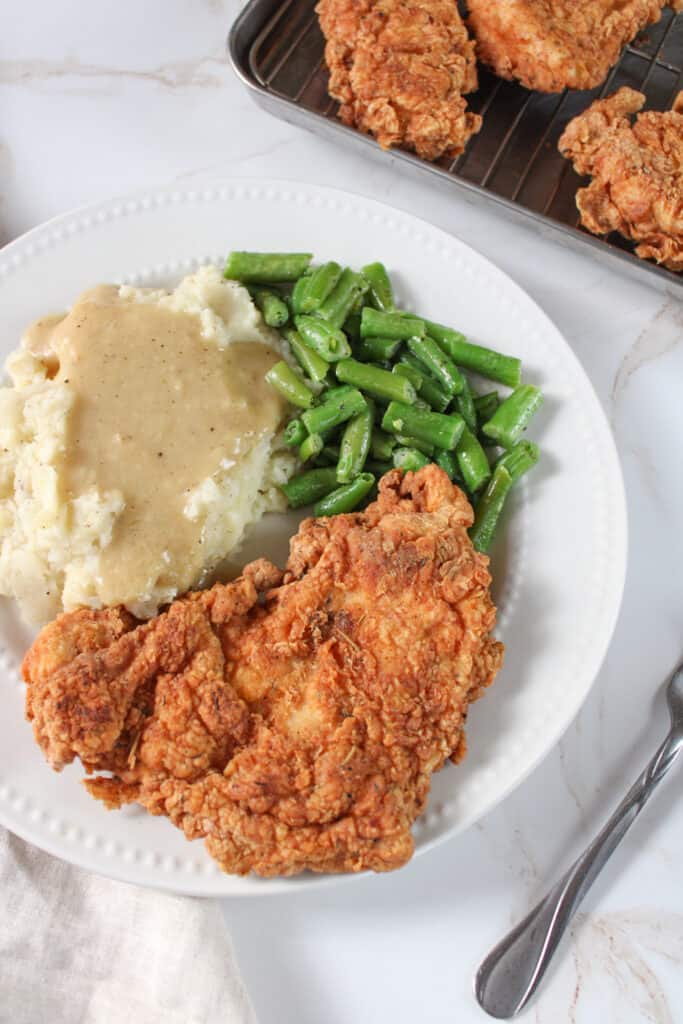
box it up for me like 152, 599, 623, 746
475, 727, 683, 1019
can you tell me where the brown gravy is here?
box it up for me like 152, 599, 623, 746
26, 285, 286, 606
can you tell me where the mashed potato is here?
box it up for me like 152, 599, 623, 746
0, 266, 296, 625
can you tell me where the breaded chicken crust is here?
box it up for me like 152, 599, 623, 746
468, 0, 683, 93
317, 0, 482, 160
23, 467, 503, 878
559, 87, 683, 271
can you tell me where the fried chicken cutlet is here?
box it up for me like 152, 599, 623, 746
467, 1, 683, 93
317, 0, 482, 161
23, 467, 503, 878
559, 88, 683, 271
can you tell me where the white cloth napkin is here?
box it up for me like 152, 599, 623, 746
0, 828, 257, 1024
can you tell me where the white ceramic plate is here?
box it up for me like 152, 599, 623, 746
0, 181, 627, 896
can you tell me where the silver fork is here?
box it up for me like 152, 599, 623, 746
475, 662, 683, 1019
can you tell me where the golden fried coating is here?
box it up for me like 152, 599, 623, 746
316, 0, 481, 161
23, 468, 503, 878
467, 0, 682, 93
558, 87, 683, 271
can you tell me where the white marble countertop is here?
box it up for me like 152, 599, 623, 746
3, 2, 683, 1021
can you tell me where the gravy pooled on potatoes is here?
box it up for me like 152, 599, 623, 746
0, 268, 292, 622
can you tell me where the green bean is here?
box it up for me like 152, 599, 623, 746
314, 473, 375, 516
350, 288, 368, 316
299, 432, 324, 462
382, 401, 464, 451
435, 449, 459, 481
473, 391, 501, 423
248, 286, 290, 328
265, 361, 314, 409
476, 395, 502, 447
456, 427, 492, 493
361, 308, 425, 341
290, 274, 312, 316
469, 466, 513, 553
336, 358, 417, 405
283, 418, 307, 447
317, 269, 367, 329
392, 447, 430, 472
295, 315, 352, 362
361, 262, 395, 312
395, 434, 434, 456
406, 335, 465, 397
356, 336, 402, 362
283, 328, 330, 384
300, 261, 343, 313
497, 440, 539, 482
370, 428, 397, 461
281, 467, 339, 509
366, 460, 393, 476
397, 354, 450, 412
455, 380, 477, 432
425, 321, 521, 389
397, 354, 423, 382
337, 404, 373, 483
393, 362, 422, 390
224, 251, 312, 284
302, 387, 367, 436
321, 384, 356, 403
419, 377, 450, 413
482, 385, 543, 448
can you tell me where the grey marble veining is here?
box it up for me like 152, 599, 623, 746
0, 56, 229, 90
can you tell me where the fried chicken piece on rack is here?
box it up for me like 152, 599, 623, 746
23, 467, 503, 878
316, 0, 482, 161
467, 0, 683, 94
558, 87, 683, 271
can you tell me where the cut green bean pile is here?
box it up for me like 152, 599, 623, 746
225, 251, 544, 548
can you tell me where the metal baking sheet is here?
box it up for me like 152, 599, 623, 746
229, 0, 682, 297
